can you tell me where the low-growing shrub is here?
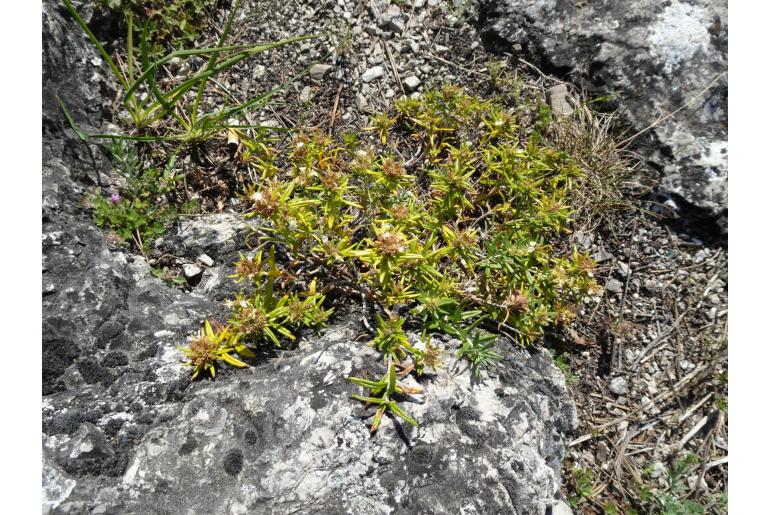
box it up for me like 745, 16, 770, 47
87, 140, 194, 253
182, 86, 606, 433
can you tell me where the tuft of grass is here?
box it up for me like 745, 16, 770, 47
63, 0, 318, 142
545, 102, 632, 230
96, 0, 220, 58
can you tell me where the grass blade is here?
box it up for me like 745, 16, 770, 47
62, 0, 129, 92
191, 0, 243, 125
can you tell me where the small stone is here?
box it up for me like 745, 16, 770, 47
644, 279, 659, 292
183, 263, 203, 282
573, 230, 594, 250
403, 75, 421, 92
355, 93, 368, 111
299, 86, 313, 103
551, 500, 574, 515
609, 377, 628, 396
595, 441, 610, 462
592, 247, 613, 262
434, 44, 450, 54
197, 254, 214, 267
309, 64, 333, 81
547, 84, 574, 116
378, 6, 405, 33
606, 278, 623, 293
361, 65, 385, 82
649, 461, 667, 479
679, 359, 695, 371
617, 261, 631, 277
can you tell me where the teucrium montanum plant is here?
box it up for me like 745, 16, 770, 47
183, 87, 603, 434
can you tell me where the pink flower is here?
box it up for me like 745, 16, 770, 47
110, 193, 120, 205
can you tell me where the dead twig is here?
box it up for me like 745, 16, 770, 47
328, 83, 344, 136
618, 72, 725, 148
632, 308, 689, 369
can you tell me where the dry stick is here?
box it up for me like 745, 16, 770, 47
328, 83, 344, 136
569, 363, 709, 446
615, 224, 635, 371
613, 426, 635, 480
705, 456, 728, 471
618, 72, 725, 149
631, 308, 688, 369
588, 261, 615, 326
678, 392, 714, 425
676, 414, 710, 451
382, 39, 405, 95
401, 0, 416, 37
694, 410, 724, 498
429, 51, 488, 77
517, 58, 567, 85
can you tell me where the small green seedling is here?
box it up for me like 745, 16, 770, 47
179, 320, 255, 379
348, 359, 421, 433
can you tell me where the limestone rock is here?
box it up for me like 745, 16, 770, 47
309, 63, 333, 81
403, 75, 422, 92
477, 0, 728, 227
362, 65, 385, 83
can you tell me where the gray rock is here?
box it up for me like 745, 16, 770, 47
546, 84, 574, 116
610, 377, 629, 396
649, 461, 667, 479
45, 325, 577, 513
551, 500, 575, 515
606, 278, 623, 294
299, 85, 313, 102
55, 423, 114, 476
478, 0, 728, 225
573, 230, 594, 250
309, 63, 333, 81
161, 213, 255, 260
197, 254, 215, 267
182, 263, 203, 282
592, 247, 613, 262
361, 65, 385, 82
378, 5, 406, 33
356, 92, 369, 111
403, 75, 422, 92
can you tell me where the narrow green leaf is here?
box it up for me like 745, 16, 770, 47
389, 402, 418, 427
220, 352, 247, 368
351, 395, 386, 405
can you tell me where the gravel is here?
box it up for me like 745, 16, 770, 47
361, 65, 385, 83
609, 377, 629, 396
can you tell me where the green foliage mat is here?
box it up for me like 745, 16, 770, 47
179, 86, 607, 432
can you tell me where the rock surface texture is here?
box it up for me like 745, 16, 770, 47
476, 0, 728, 230
42, 1, 577, 513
